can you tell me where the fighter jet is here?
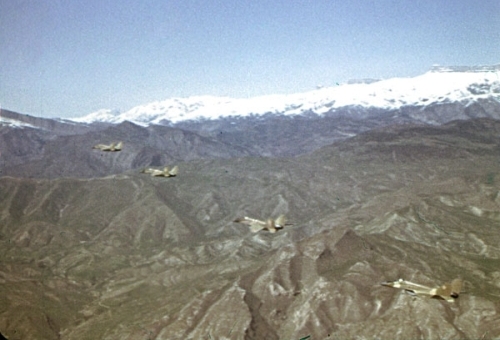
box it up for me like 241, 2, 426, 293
141, 166, 178, 177
381, 278, 463, 302
233, 215, 291, 233
92, 141, 123, 152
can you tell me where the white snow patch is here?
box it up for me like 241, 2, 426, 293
0, 116, 38, 129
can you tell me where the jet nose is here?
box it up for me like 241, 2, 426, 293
380, 278, 403, 287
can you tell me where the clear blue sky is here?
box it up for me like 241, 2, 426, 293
1, 0, 499, 118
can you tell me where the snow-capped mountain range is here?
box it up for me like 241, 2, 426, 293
73, 65, 498, 126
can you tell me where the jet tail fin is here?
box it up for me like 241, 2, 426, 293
274, 215, 287, 228
169, 166, 178, 176
450, 278, 463, 298
433, 278, 462, 301
114, 141, 123, 150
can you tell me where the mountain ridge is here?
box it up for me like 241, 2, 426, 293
70, 65, 500, 126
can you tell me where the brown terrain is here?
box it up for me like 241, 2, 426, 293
1, 118, 500, 339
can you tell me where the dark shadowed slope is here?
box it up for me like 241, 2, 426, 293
1, 119, 500, 339
1, 120, 254, 179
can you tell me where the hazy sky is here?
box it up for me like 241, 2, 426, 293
1, 0, 499, 118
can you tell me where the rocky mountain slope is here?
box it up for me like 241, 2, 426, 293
1, 118, 500, 339
0, 116, 255, 178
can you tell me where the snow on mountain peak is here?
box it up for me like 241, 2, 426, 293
70, 66, 500, 126
0, 111, 38, 129
0, 117, 38, 129
70, 109, 121, 123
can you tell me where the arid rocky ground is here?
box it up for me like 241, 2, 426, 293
1, 118, 500, 339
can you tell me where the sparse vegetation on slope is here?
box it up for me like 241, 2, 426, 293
1, 118, 500, 339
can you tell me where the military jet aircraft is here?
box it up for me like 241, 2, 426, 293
233, 214, 291, 233
92, 141, 123, 152
141, 166, 178, 177
381, 278, 463, 302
